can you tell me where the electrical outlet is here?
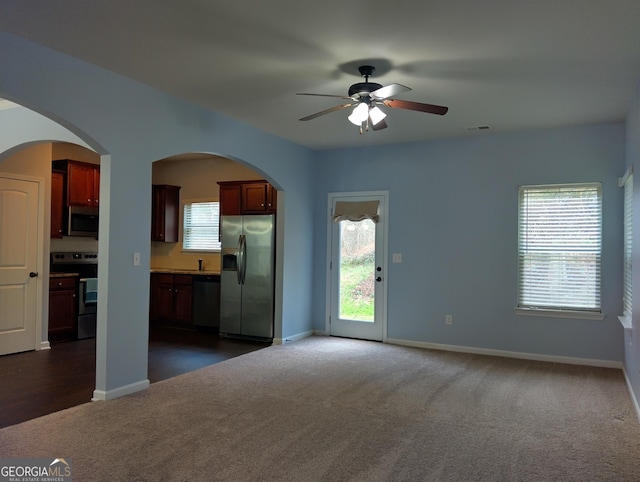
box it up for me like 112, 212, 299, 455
445, 314, 453, 325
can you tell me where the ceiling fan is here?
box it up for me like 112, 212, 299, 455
297, 65, 448, 134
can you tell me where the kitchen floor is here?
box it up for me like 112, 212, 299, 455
0, 327, 270, 428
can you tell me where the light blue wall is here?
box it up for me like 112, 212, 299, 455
624, 80, 640, 405
314, 124, 625, 362
0, 32, 316, 398
0, 29, 632, 401
0, 107, 91, 155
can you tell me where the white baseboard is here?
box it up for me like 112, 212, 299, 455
92, 379, 150, 401
279, 330, 314, 344
39, 341, 51, 350
386, 337, 623, 369
622, 367, 640, 423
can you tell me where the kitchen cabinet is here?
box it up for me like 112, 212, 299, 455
48, 276, 77, 342
242, 181, 277, 213
150, 273, 193, 325
53, 160, 100, 208
50, 170, 65, 238
152, 184, 181, 242
218, 180, 276, 215
218, 183, 242, 216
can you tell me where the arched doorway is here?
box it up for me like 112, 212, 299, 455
147, 153, 275, 380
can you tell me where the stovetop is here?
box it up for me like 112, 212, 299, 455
51, 252, 98, 264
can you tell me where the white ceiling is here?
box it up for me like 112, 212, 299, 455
2, 1, 640, 150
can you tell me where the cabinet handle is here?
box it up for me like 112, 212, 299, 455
261, 203, 264, 207
88, 198, 91, 203
58, 282, 63, 287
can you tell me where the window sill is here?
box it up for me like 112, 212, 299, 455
618, 315, 633, 332
181, 249, 221, 254
515, 307, 605, 320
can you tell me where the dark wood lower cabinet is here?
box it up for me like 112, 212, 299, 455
150, 273, 193, 326
48, 276, 77, 342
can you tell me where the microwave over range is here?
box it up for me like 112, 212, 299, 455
67, 206, 99, 237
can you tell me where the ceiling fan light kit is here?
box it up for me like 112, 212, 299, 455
368, 106, 387, 125
298, 65, 448, 134
347, 102, 369, 125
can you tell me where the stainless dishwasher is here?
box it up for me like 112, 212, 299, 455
192, 275, 221, 330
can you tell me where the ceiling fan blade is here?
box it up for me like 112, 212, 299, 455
299, 103, 354, 121
383, 99, 449, 115
370, 83, 411, 100
371, 119, 388, 131
297, 93, 353, 100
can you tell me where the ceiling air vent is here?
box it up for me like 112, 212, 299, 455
466, 125, 491, 131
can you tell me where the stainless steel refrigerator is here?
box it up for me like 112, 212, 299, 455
220, 214, 275, 340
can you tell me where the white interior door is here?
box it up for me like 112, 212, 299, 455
327, 192, 387, 341
0, 175, 40, 355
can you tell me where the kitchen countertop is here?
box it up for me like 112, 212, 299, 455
151, 268, 220, 276
50, 272, 79, 278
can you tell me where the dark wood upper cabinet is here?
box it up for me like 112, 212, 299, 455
50, 170, 65, 239
218, 180, 276, 215
52, 160, 100, 208
218, 183, 242, 216
152, 184, 181, 242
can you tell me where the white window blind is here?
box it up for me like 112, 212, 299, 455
183, 201, 221, 251
518, 183, 602, 312
623, 174, 633, 316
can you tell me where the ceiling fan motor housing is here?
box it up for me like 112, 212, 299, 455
348, 82, 383, 98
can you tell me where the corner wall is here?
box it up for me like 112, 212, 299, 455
314, 123, 625, 363
624, 80, 640, 408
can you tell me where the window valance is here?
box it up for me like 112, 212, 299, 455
333, 200, 379, 223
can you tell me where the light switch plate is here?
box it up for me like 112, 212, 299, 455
133, 252, 141, 266
392, 253, 402, 263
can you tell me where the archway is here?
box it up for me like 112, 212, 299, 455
147, 152, 281, 379
0, 135, 102, 426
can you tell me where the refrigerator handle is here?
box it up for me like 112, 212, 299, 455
240, 234, 247, 284
236, 235, 243, 285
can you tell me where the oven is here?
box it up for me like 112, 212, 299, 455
50, 252, 98, 339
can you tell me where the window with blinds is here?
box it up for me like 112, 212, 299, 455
183, 201, 221, 251
623, 174, 633, 317
517, 183, 602, 313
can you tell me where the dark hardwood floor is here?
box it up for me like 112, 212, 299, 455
0, 326, 270, 428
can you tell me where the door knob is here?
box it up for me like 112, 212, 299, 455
29, 272, 38, 278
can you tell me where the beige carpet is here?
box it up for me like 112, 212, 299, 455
1, 336, 639, 481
